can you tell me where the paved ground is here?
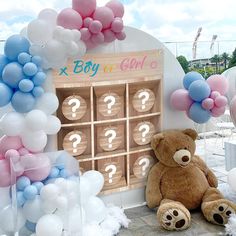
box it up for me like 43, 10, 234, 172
119, 133, 233, 236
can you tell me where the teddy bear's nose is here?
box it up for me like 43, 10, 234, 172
182, 156, 189, 162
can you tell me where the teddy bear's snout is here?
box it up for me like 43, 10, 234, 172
173, 150, 191, 166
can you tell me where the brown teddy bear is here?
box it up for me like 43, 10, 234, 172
146, 129, 236, 231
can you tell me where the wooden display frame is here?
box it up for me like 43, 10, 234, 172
53, 50, 163, 195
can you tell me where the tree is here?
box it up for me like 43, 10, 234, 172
228, 48, 236, 68
211, 55, 220, 73
177, 55, 189, 73
221, 52, 230, 69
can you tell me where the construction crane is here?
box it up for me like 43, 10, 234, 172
192, 27, 202, 59
210, 35, 218, 56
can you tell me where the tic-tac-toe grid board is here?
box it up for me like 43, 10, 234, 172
53, 50, 163, 195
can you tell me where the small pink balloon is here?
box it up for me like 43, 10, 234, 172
57, 8, 82, 30
93, 7, 114, 29
91, 32, 105, 44
85, 39, 97, 49
103, 29, 116, 42
0, 136, 23, 156
18, 147, 30, 156
215, 95, 228, 108
89, 20, 103, 34
211, 106, 226, 117
80, 28, 91, 41
83, 17, 93, 28
5, 149, 20, 163
0, 160, 11, 187
210, 91, 221, 100
201, 98, 214, 110
106, 0, 125, 18
170, 89, 193, 111
72, 0, 96, 18
0, 155, 4, 160
207, 74, 229, 95
111, 17, 123, 33
115, 31, 126, 40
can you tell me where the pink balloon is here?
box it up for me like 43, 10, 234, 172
210, 91, 221, 100
93, 7, 114, 29
230, 96, 236, 126
111, 17, 123, 33
18, 147, 30, 156
91, 32, 105, 44
103, 29, 116, 42
0, 154, 4, 160
72, 0, 96, 18
215, 95, 228, 108
106, 0, 125, 17
211, 106, 226, 117
0, 136, 23, 156
5, 149, 20, 163
83, 17, 93, 28
207, 74, 229, 95
170, 89, 193, 111
202, 98, 214, 110
57, 8, 82, 30
89, 20, 103, 34
115, 31, 126, 40
80, 28, 91, 41
0, 160, 11, 187
85, 39, 97, 49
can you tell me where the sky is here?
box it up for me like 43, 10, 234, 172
0, 0, 236, 60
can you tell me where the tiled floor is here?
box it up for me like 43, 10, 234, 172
119, 133, 233, 236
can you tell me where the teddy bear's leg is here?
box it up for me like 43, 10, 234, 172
201, 187, 236, 225
157, 199, 191, 231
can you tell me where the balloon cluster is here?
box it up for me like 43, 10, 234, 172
0, 35, 46, 113
26, 9, 86, 70
57, 0, 126, 49
170, 72, 229, 124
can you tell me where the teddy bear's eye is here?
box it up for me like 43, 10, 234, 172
176, 148, 180, 151
184, 147, 187, 150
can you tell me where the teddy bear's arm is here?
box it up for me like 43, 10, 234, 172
192, 155, 218, 188
146, 163, 165, 208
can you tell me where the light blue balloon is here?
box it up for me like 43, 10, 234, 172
23, 62, 38, 77
18, 52, 31, 65
17, 191, 26, 207
0, 54, 9, 76
32, 86, 44, 97
11, 91, 36, 113
25, 220, 36, 232
188, 80, 211, 102
48, 167, 60, 178
18, 79, 34, 92
183, 71, 204, 90
32, 72, 46, 86
2, 62, 24, 88
0, 82, 13, 107
32, 182, 44, 194
31, 56, 42, 66
4, 34, 30, 61
16, 176, 31, 191
23, 185, 38, 200
189, 102, 211, 124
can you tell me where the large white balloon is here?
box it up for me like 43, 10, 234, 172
22, 130, 47, 152
38, 9, 58, 27
228, 168, 236, 191
25, 110, 48, 132
36, 214, 63, 236
0, 112, 25, 136
45, 115, 61, 135
83, 171, 104, 196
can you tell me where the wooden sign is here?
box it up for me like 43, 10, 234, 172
54, 50, 163, 195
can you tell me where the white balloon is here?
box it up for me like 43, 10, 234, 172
35, 93, 59, 115
68, 206, 85, 233
75, 41, 87, 58
41, 200, 57, 214
55, 196, 68, 211
38, 8, 58, 27
59, 29, 73, 43
83, 171, 104, 196
22, 130, 47, 152
29, 44, 43, 56
228, 168, 236, 191
67, 42, 79, 57
20, 27, 28, 38
27, 19, 53, 45
0, 187, 11, 209
84, 196, 107, 224
0, 112, 25, 136
36, 214, 63, 236
45, 115, 61, 135
72, 29, 81, 42
25, 110, 47, 132
40, 184, 59, 201
53, 26, 64, 40
23, 196, 44, 223
80, 176, 92, 205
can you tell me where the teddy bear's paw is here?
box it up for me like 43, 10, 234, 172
207, 201, 236, 225
160, 208, 190, 231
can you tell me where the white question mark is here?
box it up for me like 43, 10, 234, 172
138, 91, 150, 110
69, 134, 81, 153
139, 158, 150, 176
105, 129, 117, 148
105, 165, 117, 183
68, 98, 81, 118
139, 124, 150, 142
104, 95, 116, 114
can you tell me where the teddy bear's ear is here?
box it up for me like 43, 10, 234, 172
151, 133, 164, 150
182, 129, 198, 140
